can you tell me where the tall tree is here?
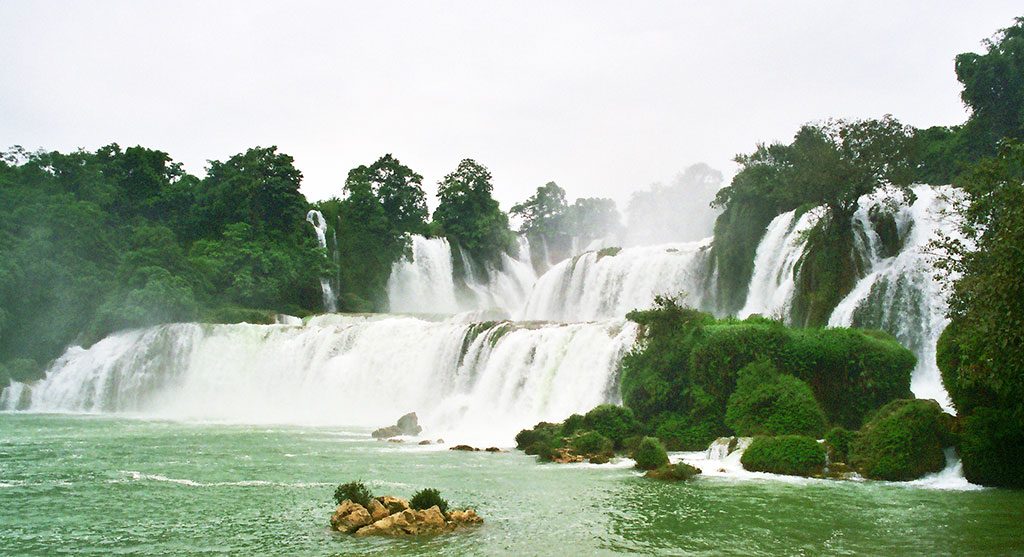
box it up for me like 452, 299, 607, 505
433, 159, 516, 265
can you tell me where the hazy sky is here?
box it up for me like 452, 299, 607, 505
1, 2, 1020, 210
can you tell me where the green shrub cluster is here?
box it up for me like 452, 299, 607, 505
620, 297, 915, 450
957, 407, 1024, 488
645, 462, 701, 482
410, 488, 449, 514
334, 481, 373, 507
570, 431, 613, 457
724, 360, 827, 438
848, 399, 953, 481
632, 437, 669, 470
581, 404, 641, 449
825, 427, 856, 463
740, 435, 826, 477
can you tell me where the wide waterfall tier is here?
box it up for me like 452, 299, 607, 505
3, 315, 637, 446
518, 240, 714, 322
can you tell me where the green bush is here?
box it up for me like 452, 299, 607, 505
740, 436, 826, 477
410, 488, 449, 514
582, 405, 641, 449
825, 427, 856, 463
957, 407, 1024, 488
632, 437, 669, 470
570, 431, 613, 456
849, 399, 952, 481
515, 421, 562, 450
653, 412, 720, 451
333, 481, 373, 507
645, 462, 702, 482
202, 305, 276, 325
561, 413, 585, 436
725, 360, 827, 438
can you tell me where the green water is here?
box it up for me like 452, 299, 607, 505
1, 414, 1022, 556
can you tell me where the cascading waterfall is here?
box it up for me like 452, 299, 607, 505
827, 186, 958, 408
5, 316, 637, 446
387, 235, 537, 316
305, 209, 338, 313
518, 240, 714, 322
738, 209, 820, 319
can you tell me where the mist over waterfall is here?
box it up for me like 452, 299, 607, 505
6, 316, 637, 445
305, 209, 338, 313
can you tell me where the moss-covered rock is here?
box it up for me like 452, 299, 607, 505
632, 437, 669, 470
824, 427, 856, 463
582, 405, 641, 450
725, 360, 827, 438
740, 435, 826, 477
515, 421, 562, 450
849, 399, 953, 481
958, 406, 1024, 488
570, 431, 613, 457
645, 462, 701, 481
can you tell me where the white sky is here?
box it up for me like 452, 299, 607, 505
1, 1, 1020, 211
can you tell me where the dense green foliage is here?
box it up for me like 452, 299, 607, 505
433, 159, 517, 268
724, 360, 827, 438
620, 298, 914, 449
632, 437, 669, 471
740, 435, 826, 477
409, 488, 449, 514
848, 399, 953, 481
957, 407, 1024, 488
645, 462, 701, 482
570, 431, 614, 457
334, 481, 373, 507
825, 427, 856, 463
0, 145, 327, 374
581, 404, 641, 450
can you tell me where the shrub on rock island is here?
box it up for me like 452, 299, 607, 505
645, 462, 702, 481
515, 421, 562, 450
849, 399, 953, 481
740, 435, 826, 477
725, 360, 828, 438
582, 404, 641, 450
632, 437, 669, 470
334, 481, 373, 507
410, 488, 449, 514
570, 431, 614, 457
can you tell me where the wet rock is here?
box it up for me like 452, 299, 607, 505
330, 500, 373, 533
449, 508, 483, 525
450, 444, 479, 452
418, 440, 432, 445
485, 447, 501, 452
372, 412, 423, 439
588, 454, 610, 464
367, 498, 389, 521
377, 496, 410, 515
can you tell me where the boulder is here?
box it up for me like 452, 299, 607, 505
449, 508, 483, 525
366, 498, 389, 521
450, 444, 479, 451
377, 495, 410, 515
372, 412, 423, 439
418, 440, 432, 445
330, 501, 373, 533
485, 447, 501, 452
354, 507, 447, 536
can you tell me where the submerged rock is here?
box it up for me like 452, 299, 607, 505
331, 496, 483, 537
646, 462, 702, 481
372, 412, 423, 439
418, 440, 432, 445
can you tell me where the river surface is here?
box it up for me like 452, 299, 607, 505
2, 414, 1022, 556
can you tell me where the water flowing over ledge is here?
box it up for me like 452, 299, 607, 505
3, 316, 637, 446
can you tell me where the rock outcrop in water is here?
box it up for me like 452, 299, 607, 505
330, 496, 482, 537
372, 412, 423, 439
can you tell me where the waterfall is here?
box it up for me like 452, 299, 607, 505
386, 235, 537, 316
518, 240, 713, 322
4, 316, 637, 446
827, 186, 958, 408
737, 209, 820, 319
305, 209, 338, 313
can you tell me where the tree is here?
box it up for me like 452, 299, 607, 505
955, 17, 1024, 157
511, 182, 568, 239
567, 197, 622, 247
433, 159, 516, 265
346, 154, 428, 236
